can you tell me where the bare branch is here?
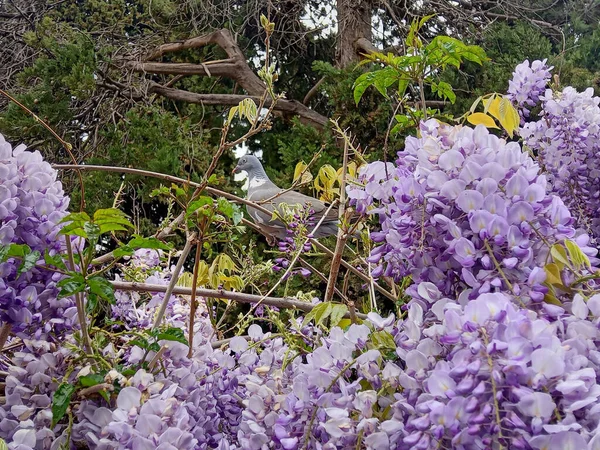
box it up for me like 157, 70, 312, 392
110, 280, 367, 319
147, 84, 328, 129
128, 28, 329, 129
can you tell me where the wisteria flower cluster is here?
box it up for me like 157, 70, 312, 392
0, 133, 77, 336
272, 204, 315, 278
0, 339, 77, 447
506, 59, 553, 119
520, 86, 600, 239
347, 119, 598, 305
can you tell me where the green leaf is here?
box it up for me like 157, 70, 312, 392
370, 330, 396, 350
79, 374, 104, 388
130, 338, 149, 350
93, 208, 132, 223
302, 302, 332, 327
87, 276, 115, 303
0, 243, 30, 261
217, 197, 235, 219
58, 221, 89, 238
51, 383, 76, 427
127, 236, 171, 251
353, 72, 375, 105
372, 67, 398, 98
98, 223, 130, 234
57, 273, 86, 298
186, 196, 213, 217
86, 293, 98, 313
83, 222, 101, 243
44, 250, 67, 270
155, 327, 189, 346
432, 81, 456, 103
149, 342, 161, 352
550, 243, 570, 269
565, 239, 591, 269
329, 304, 348, 327
59, 212, 91, 224
18, 249, 40, 275
113, 246, 134, 258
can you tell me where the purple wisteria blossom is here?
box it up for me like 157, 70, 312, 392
0, 133, 77, 336
507, 59, 553, 119
347, 119, 598, 305
521, 86, 600, 239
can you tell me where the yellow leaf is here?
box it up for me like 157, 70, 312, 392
176, 272, 194, 287
227, 106, 238, 124
550, 243, 570, 269
483, 96, 501, 121
544, 291, 563, 306
293, 161, 309, 183
319, 165, 338, 184
565, 239, 591, 269
544, 263, 563, 286
469, 95, 483, 114
337, 318, 353, 329
497, 97, 520, 138
467, 112, 499, 129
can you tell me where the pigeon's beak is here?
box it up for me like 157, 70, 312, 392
232, 165, 240, 175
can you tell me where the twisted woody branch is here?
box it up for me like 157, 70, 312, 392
125, 29, 328, 129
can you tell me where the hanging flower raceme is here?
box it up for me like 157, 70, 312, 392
377, 289, 600, 450
0, 133, 77, 336
507, 59, 553, 120
521, 86, 600, 240
347, 120, 598, 304
272, 204, 315, 279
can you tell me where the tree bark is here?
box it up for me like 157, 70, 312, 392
336, 0, 373, 67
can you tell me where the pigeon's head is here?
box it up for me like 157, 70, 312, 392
232, 154, 263, 175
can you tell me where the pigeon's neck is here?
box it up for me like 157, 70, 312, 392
247, 167, 270, 188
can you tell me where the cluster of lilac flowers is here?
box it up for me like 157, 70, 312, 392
0, 133, 77, 336
506, 59, 553, 119
347, 120, 597, 305
0, 339, 76, 447
272, 205, 315, 278
520, 86, 600, 239
385, 290, 600, 449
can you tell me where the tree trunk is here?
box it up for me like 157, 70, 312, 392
336, 0, 373, 67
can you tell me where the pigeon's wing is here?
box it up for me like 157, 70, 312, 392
246, 182, 288, 237
270, 190, 339, 222
246, 180, 341, 239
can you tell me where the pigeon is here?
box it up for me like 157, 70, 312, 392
232, 154, 340, 240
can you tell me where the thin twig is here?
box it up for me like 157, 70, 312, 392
299, 257, 350, 303
324, 123, 350, 302
310, 239, 396, 302
65, 236, 92, 354
236, 200, 339, 324
54, 164, 396, 302
53, 164, 274, 220
211, 335, 250, 349
78, 383, 114, 398
152, 232, 197, 330
188, 239, 203, 356
0, 324, 11, 352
